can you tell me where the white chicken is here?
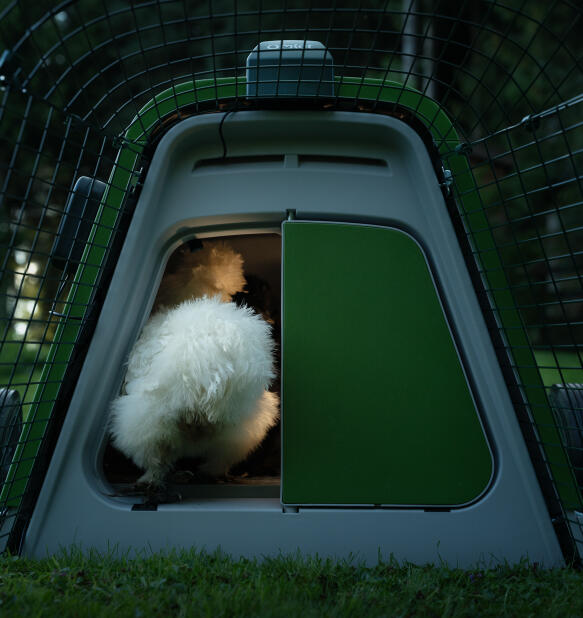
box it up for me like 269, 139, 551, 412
108, 241, 279, 491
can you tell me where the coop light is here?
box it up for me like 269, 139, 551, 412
246, 40, 334, 97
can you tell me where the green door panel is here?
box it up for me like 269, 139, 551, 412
282, 222, 493, 506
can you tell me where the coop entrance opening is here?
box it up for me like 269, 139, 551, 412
103, 233, 281, 499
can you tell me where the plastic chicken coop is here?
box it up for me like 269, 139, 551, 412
0, 1, 582, 568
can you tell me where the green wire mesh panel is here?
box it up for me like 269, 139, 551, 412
0, 1, 581, 557
440, 92, 583, 560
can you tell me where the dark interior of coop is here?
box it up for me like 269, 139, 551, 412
102, 232, 282, 498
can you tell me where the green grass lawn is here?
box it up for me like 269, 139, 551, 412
534, 350, 583, 387
1, 548, 583, 617
0, 341, 49, 419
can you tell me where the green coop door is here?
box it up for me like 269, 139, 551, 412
282, 222, 493, 506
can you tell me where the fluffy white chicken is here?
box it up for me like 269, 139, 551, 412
109, 241, 279, 490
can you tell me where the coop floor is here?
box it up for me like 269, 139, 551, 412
112, 477, 281, 500
103, 438, 281, 499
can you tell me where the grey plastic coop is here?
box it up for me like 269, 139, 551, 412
1, 3, 582, 568
0, 42, 565, 567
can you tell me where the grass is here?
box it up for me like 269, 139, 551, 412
1, 548, 583, 617
0, 340, 49, 420
534, 350, 583, 387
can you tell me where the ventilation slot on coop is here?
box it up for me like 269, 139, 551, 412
193, 155, 285, 171
297, 155, 388, 169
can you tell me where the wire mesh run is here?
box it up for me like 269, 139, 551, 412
441, 91, 583, 562
0, 1, 582, 559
